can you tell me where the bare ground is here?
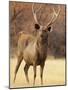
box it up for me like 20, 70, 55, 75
10, 57, 65, 88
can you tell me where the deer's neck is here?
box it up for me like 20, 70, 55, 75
37, 37, 48, 48
36, 38, 48, 58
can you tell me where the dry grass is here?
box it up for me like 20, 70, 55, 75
10, 57, 65, 88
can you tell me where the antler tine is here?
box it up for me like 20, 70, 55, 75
53, 6, 60, 19
32, 3, 38, 24
32, 3, 42, 25
35, 4, 42, 13
45, 5, 60, 28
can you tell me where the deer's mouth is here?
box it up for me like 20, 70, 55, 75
40, 36, 48, 42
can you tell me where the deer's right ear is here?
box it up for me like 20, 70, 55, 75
35, 24, 40, 29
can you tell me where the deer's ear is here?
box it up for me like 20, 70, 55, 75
35, 24, 40, 29
48, 27, 51, 32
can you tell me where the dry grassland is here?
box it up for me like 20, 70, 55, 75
10, 57, 65, 88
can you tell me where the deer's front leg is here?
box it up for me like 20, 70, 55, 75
40, 63, 45, 85
33, 64, 36, 85
24, 64, 30, 83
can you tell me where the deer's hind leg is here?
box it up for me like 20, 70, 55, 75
14, 52, 23, 82
24, 63, 30, 83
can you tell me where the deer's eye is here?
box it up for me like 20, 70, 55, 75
35, 24, 40, 29
48, 27, 51, 32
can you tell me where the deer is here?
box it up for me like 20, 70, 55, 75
14, 3, 60, 85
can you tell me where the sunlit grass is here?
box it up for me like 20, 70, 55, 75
10, 56, 65, 88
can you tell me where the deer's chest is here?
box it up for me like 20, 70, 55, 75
36, 46, 47, 65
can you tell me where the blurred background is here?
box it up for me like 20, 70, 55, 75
9, 1, 66, 58
9, 1, 66, 88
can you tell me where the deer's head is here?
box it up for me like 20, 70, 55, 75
32, 3, 60, 42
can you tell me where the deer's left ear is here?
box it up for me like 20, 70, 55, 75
48, 26, 53, 32
48, 27, 51, 32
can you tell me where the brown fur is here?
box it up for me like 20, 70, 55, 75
14, 27, 50, 85
14, 3, 60, 85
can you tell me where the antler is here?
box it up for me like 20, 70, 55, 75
32, 3, 42, 26
45, 5, 60, 29
32, 3, 60, 30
